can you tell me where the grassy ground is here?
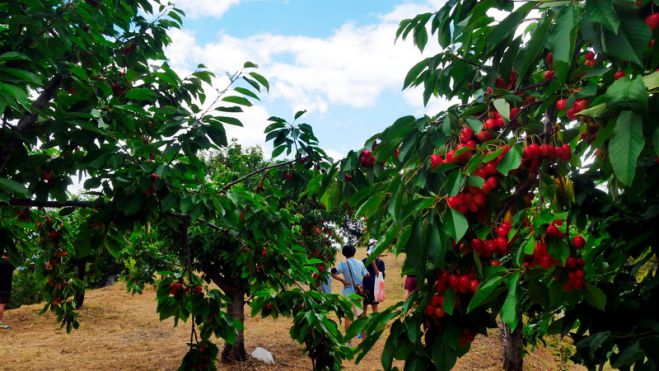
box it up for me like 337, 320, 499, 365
0, 251, 584, 370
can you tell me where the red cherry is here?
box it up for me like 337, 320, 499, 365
469, 280, 479, 294
539, 255, 552, 269
613, 70, 625, 80
486, 87, 493, 95
545, 53, 553, 66
490, 259, 501, 267
574, 99, 589, 112
485, 162, 498, 175
484, 118, 497, 130
476, 130, 493, 142
556, 99, 567, 111
496, 226, 509, 238
566, 256, 578, 269
460, 127, 474, 142
430, 154, 444, 169
645, 13, 659, 30
449, 275, 459, 289
510, 107, 520, 119
424, 304, 435, 317
544, 70, 554, 80
572, 236, 586, 249
584, 51, 595, 61
566, 107, 578, 120
431, 295, 444, 307
344, 174, 353, 182
434, 307, 446, 318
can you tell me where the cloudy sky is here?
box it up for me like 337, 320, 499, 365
166, 0, 450, 160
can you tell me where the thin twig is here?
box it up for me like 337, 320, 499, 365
219, 159, 296, 193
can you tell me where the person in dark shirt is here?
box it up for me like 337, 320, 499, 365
0, 251, 15, 330
361, 241, 385, 316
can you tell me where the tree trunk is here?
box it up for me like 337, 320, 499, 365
221, 283, 247, 363
74, 259, 86, 308
502, 323, 524, 371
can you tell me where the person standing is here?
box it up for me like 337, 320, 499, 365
361, 241, 385, 316
0, 251, 15, 330
331, 244, 369, 342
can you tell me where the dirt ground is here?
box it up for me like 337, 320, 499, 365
0, 251, 583, 370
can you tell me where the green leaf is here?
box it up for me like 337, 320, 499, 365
0, 177, 28, 196
548, 5, 578, 82
465, 118, 483, 133
602, 12, 651, 66
467, 275, 504, 313
206, 124, 227, 147
516, 17, 551, 83
294, 110, 306, 120
248, 71, 269, 91
486, 3, 535, 52
450, 209, 468, 242
605, 76, 648, 113
583, 282, 607, 311
124, 88, 156, 101
611, 341, 644, 368
222, 96, 252, 107
215, 116, 243, 127
493, 99, 510, 121
500, 271, 520, 330
0, 51, 29, 63
585, 0, 620, 33
356, 192, 385, 218
608, 111, 644, 187
496, 146, 522, 176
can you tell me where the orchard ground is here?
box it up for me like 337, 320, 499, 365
1, 251, 584, 370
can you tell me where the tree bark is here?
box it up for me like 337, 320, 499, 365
221, 283, 247, 363
502, 323, 524, 371
74, 259, 86, 308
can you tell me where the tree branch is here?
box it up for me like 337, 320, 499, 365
219, 159, 296, 193
9, 198, 102, 208
17, 75, 63, 132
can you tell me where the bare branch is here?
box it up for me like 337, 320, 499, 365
17, 75, 63, 132
219, 159, 296, 193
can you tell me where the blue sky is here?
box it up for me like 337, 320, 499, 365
167, 0, 450, 159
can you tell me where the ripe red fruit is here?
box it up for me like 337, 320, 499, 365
574, 99, 589, 112
476, 130, 493, 142
424, 304, 435, 317
265, 303, 273, 311
431, 295, 444, 307
545, 53, 553, 66
434, 307, 446, 318
485, 162, 498, 175
566, 107, 578, 120
544, 70, 554, 80
361, 149, 371, 158
490, 259, 501, 267
449, 275, 459, 289
344, 173, 353, 182
484, 118, 497, 130
469, 280, 479, 294
556, 98, 567, 111
613, 70, 625, 80
430, 154, 444, 169
645, 13, 659, 30
540, 255, 552, 269
460, 127, 474, 142
459, 275, 471, 291
566, 256, 578, 269
584, 51, 595, 61
510, 107, 520, 119
169, 282, 183, 295
572, 236, 586, 249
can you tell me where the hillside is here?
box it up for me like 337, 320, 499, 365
0, 252, 583, 370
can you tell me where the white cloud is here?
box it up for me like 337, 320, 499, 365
165, 1, 445, 115
173, 0, 240, 19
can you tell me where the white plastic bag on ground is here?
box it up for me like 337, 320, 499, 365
251, 347, 275, 365
374, 272, 385, 302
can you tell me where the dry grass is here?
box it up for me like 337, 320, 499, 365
0, 251, 584, 370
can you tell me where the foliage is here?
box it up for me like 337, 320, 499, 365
315, 1, 659, 370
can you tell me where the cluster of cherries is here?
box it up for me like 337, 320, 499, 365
556, 97, 589, 121
468, 222, 512, 258
562, 255, 586, 292
144, 172, 159, 196
169, 281, 204, 296
424, 270, 480, 320
583, 51, 597, 67
580, 122, 600, 142
359, 149, 376, 167
494, 70, 518, 91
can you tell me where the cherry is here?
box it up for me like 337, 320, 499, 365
613, 70, 625, 80
431, 295, 444, 307
449, 275, 459, 289
584, 51, 595, 61
574, 99, 589, 112
490, 259, 501, 267
556, 98, 567, 111
169, 282, 183, 295
477, 130, 494, 142
510, 107, 520, 119
545, 53, 553, 67
572, 236, 586, 249
645, 13, 659, 30
434, 307, 446, 318
566, 107, 578, 120
484, 118, 497, 130
424, 305, 435, 317
430, 154, 444, 169
469, 279, 479, 294
460, 127, 474, 142
344, 174, 353, 182
566, 256, 578, 269
544, 70, 554, 80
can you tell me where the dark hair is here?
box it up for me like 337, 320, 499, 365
342, 244, 356, 258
